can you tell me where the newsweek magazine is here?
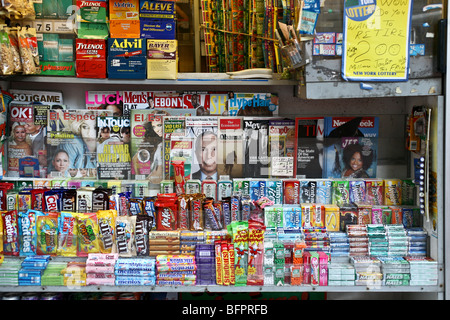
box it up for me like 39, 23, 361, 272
269, 118, 295, 177
130, 108, 191, 184
7, 103, 50, 178
96, 116, 131, 179
294, 117, 325, 178
46, 109, 112, 179
217, 116, 244, 179
243, 117, 270, 178
185, 116, 218, 181
322, 116, 379, 179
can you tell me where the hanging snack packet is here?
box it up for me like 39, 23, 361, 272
36, 211, 58, 256
77, 212, 101, 257
57, 211, 78, 257
115, 215, 136, 257
6, 27, 22, 73
0, 27, 15, 75
97, 210, 117, 254
1, 210, 20, 256
18, 209, 38, 256
17, 27, 40, 75
1, 0, 36, 20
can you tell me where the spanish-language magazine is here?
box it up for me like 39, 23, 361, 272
46, 109, 112, 179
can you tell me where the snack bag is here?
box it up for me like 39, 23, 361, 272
115, 215, 136, 257
77, 212, 101, 257
18, 210, 37, 256
17, 26, 40, 75
135, 215, 151, 256
57, 211, 78, 257
36, 211, 58, 256
230, 220, 248, 286
0, 27, 15, 75
1, 210, 19, 256
97, 210, 117, 254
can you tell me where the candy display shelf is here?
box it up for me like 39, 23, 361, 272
0, 284, 443, 293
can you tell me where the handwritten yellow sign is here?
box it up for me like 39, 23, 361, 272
342, 0, 413, 81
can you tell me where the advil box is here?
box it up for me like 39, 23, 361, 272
140, 18, 175, 39
108, 38, 146, 79
75, 39, 107, 78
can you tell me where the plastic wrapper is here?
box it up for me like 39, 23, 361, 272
230, 220, 248, 286
0, 27, 15, 75
115, 215, 136, 257
135, 215, 151, 256
97, 210, 116, 254
1, 210, 19, 256
36, 211, 58, 256
57, 211, 78, 257
18, 209, 37, 256
171, 160, 186, 194
1, 0, 36, 19
155, 193, 178, 231
17, 27, 40, 75
77, 212, 100, 257
189, 193, 205, 231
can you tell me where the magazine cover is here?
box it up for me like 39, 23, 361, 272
163, 116, 186, 179
269, 118, 296, 177
226, 93, 279, 116
185, 116, 218, 181
122, 91, 177, 117
169, 136, 193, 180
217, 116, 244, 179
46, 109, 112, 179
243, 117, 270, 178
294, 117, 325, 178
85, 91, 124, 116
182, 91, 212, 116
8, 89, 63, 108
209, 92, 228, 115
96, 116, 131, 179
130, 108, 190, 184
7, 103, 49, 178
323, 116, 379, 179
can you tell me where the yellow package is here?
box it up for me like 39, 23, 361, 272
97, 210, 117, 254
57, 212, 78, 257
77, 212, 101, 257
36, 211, 58, 256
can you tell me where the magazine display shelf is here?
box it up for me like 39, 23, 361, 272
0, 73, 445, 300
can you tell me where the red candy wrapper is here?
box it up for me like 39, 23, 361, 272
171, 160, 186, 195
189, 193, 205, 231
178, 194, 190, 230
155, 193, 178, 231
1, 210, 19, 256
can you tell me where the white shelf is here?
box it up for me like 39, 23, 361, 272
0, 285, 442, 293
5, 74, 298, 87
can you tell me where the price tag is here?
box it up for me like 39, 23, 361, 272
341, 0, 413, 82
35, 20, 54, 33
